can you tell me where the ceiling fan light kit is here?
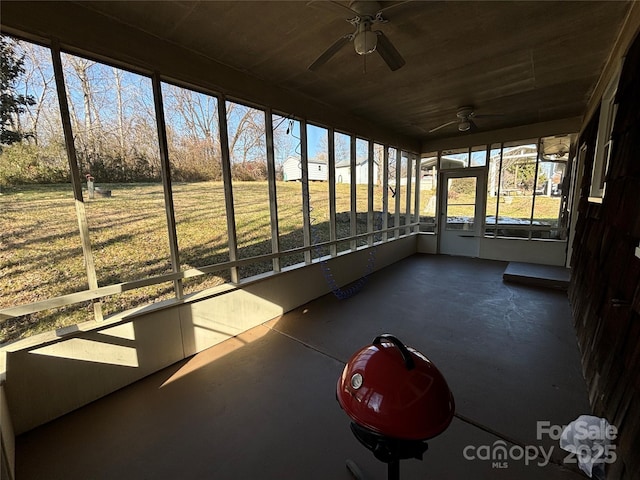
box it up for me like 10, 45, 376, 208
308, 0, 406, 71
458, 120, 471, 132
354, 24, 377, 55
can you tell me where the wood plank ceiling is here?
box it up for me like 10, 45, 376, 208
1, 1, 634, 143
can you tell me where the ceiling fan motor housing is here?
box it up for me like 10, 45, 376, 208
456, 107, 474, 131
456, 107, 474, 119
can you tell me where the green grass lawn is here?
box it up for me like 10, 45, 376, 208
419, 190, 561, 224
0, 181, 409, 343
1, 181, 559, 343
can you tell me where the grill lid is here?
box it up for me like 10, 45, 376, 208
337, 334, 455, 440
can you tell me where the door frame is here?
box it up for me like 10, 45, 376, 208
437, 167, 488, 257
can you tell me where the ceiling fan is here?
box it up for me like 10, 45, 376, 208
428, 106, 501, 134
308, 1, 406, 72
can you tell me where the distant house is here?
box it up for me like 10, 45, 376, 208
283, 156, 328, 181
335, 157, 379, 184
284, 155, 380, 184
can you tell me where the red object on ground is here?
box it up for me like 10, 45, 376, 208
337, 334, 455, 441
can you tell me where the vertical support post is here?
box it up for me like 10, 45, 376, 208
394, 147, 401, 239
152, 73, 182, 299
483, 144, 492, 237
50, 40, 103, 321
300, 119, 312, 264
350, 134, 357, 251
529, 137, 542, 240
388, 460, 400, 480
414, 153, 421, 233
328, 128, 337, 257
265, 109, 280, 272
436, 150, 443, 252
367, 140, 374, 246
217, 97, 239, 283
382, 145, 389, 241
493, 144, 504, 238
404, 152, 412, 236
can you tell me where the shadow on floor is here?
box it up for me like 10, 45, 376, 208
15, 254, 588, 479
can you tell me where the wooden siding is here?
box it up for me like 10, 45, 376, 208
568, 31, 640, 480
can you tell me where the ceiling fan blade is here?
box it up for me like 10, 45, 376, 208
473, 113, 503, 119
375, 31, 405, 71
377, 0, 413, 16
469, 119, 478, 131
306, 0, 359, 17
309, 34, 352, 71
428, 120, 457, 133
308, 1, 412, 19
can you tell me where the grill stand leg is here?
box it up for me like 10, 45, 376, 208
346, 459, 365, 479
346, 423, 429, 480
345, 459, 400, 480
388, 459, 400, 480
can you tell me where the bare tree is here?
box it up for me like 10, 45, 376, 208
15, 41, 59, 146
113, 67, 126, 160
226, 102, 265, 166
334, 132, 350, 164
162, 84, 221, 180
64, 54, 98, 172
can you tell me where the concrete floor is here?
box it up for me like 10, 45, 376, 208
15, 254, 590, 479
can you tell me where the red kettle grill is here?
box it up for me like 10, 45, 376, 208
337, 334, 455, 480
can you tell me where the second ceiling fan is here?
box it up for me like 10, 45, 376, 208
308, 1, 406, 72
429, 106, 502, 134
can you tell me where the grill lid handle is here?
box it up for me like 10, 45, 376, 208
373, 334, 415, 370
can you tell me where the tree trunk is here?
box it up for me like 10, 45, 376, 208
113, 67, 126, 161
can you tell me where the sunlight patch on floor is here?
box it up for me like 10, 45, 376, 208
160, 323, 271, 388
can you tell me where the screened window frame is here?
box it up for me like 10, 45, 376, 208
0, 32, 420, 336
